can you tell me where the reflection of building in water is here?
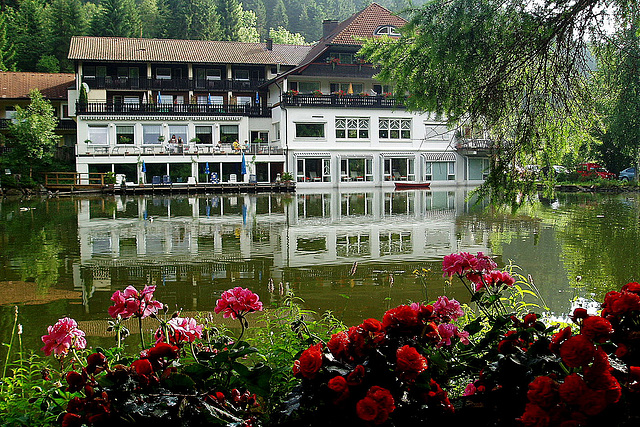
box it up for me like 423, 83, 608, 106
74, 189, 490, 307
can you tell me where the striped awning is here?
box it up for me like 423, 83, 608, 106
422, 152, 456, 161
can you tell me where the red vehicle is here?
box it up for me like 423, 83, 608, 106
576, 163, 616, 180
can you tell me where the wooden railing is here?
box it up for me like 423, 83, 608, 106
44, 172, 111, 189
281, 94, 404, 108
76, 102, 270, 117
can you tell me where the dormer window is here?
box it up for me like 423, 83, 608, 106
374, 25, 400, 36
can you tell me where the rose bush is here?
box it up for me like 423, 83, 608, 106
27, 253, 640, 426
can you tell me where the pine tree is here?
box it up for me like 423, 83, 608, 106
92, 0, 139, 38
46, 0, 86, 71
7, 0, 46, 71
0, 12, 15, 71
244, 0, 265, 38
217, 0, 242, 41
269, 0, 287, 31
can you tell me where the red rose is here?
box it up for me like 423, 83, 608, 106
581, 316, 612, 343
615, 343, 628, 358
424, 322, 439, 341
603, 291, 640, 316
622, 282, 640, 294
61, 413, 83, 427
523, 313, 538, 328
347, 326, 368, 357
147, 342, 180, 360
86, 352, 108, 375
519, 403, 550, 427
558, 373, 587, 405
549, 326, 572, 353
527, 376, 558, 409
346, 364, 365, 386
131, 359, 154, 376
560, 335, 595, 368
327, 331, 350, 360
293, 343, 323, 379
382, 305, 419, 332
356, 397, 379, 422
361, 318, 383, 332
583, 348, 611, 379
571, 308, 589, 323
396, 345, 428, 381
65, 371, 86, 392
579, 389, 608, 416
327, 375, 349, 403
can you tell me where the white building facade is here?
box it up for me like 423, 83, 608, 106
67, 4, 490, 187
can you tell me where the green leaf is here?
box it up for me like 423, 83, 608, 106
162, 373, 196, 391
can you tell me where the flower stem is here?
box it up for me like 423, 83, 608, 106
138, 317, 146, 348
1, 306, 18, 394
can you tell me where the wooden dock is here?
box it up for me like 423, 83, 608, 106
43, 172, 295, 195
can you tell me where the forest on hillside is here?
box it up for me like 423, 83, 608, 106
0, 0, 422, 73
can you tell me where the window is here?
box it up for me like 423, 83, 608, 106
384, 158, 415, 181
197, 95, 223, 105
335, 117, 369, 139
373, 84, 393, 95
338, 53, 354, 64
143, 125, 162, 145
330, 83, 363, 94
158, 94, 173, 104
156, 68, 171, 79
88, 126, 108, 145
220, 125, 239, 144
425, 162, 455, 181
251, 131, 268, 144
168, 125, 187, 142
296, 158, 331, 182
83, 66, 106, 79
379, 118, 411, 140
468, 158, 490, 180
206, 69, 222, 80
341, 158, 373, 181
116, 126, 134, 145
124, 96, 139, 104
234, 69, 250, 81
195, 126, 212, 144
236, 96, 252, 105
298, 81, 321, 93
274, 122, 281, 140
374, 25, 400, 36
295, 123, 325, 138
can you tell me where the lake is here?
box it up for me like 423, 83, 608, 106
1, 188, 639, 352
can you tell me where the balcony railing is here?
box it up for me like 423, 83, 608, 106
80, 143, 284, 156
82, 77, 266, 91
76, 102, 270, 117
0, 118, 11, 129
455, 138, 492, 151
281, 94, 404, 108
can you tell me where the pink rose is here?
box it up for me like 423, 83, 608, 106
214, 287, 263, 319
41, 317, 86, 357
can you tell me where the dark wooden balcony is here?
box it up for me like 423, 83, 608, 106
82, 77, 266, 92
76, 102, 270, 117
281, 94, 404, 109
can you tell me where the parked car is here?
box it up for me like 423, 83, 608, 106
552, 165, 569, 174
619, 167, 636, 181
576, 163, 616, 180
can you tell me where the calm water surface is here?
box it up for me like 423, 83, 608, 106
2, 188, 640, 352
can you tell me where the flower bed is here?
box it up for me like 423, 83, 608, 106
4, 253, 640, 426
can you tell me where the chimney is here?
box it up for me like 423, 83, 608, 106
266, 38, 273, 50
323, 20, 339, 38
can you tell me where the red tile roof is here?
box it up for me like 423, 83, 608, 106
0, 72, 75, 100
293, 3, 407, 72
327, 3, 406, 45
68, 37, 312, 66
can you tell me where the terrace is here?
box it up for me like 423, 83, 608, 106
79, 142, 284, 157
82, 77, 266, 92
281, 94, 404, 109
76, 102, 270, 117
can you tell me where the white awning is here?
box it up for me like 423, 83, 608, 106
422, 152, 457, 161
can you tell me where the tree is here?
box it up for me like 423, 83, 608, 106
243, 0, 266, 38
592, 12, 640, 175
360, 0, 634, 204
46, 0, 87, 71
217, 0, 242, 41
7, 89, 60, 176
158, 0, 220, 40
91, 0, 139, 38
7, 0, 46, 71
237, 9, 260, 42
268, 0, 287, 31
0, 12, 15, 70
35, 54, 60, 72
269, 26, 308, 44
